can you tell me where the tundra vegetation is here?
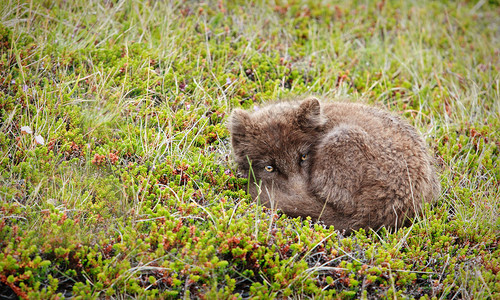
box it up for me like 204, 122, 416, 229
0, 0, 498, 299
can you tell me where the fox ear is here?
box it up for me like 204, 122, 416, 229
228, 109, 250, 138
297, 97, 324, 130
228, 109, 252, 165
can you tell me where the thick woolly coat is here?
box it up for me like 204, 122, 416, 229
228, 97, 440, 232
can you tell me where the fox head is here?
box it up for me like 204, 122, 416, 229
228, 97, 325, 213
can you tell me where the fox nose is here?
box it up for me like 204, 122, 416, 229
288, 175, 310, 197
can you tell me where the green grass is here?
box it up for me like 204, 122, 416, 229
0, 0, 498, 298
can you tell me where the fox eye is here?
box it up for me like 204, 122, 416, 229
301, 153, 308, 161
264, 165, 274, 172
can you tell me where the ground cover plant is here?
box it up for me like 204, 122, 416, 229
0, 0, 498, 298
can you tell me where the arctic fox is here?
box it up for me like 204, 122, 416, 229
228, 97, 440, 232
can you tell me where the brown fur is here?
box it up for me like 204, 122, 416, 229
228, 97, 440, 233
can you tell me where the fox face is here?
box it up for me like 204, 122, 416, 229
228, 99, 325, 214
